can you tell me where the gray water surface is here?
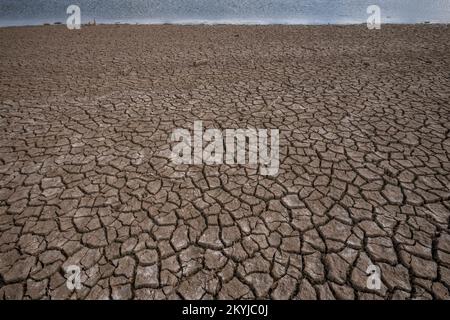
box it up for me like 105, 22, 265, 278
1, 0, 450, 26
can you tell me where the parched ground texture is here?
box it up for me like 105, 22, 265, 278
0, 25, 449, 300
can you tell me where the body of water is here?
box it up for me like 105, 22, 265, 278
1, 0, 450, 27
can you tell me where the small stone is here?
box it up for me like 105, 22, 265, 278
193, 59, 208, 67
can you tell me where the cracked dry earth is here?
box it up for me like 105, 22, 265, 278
0, 24, 450, 300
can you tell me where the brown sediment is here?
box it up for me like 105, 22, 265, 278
0, 24, 449, 300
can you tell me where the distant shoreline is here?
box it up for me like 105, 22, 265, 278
0, 21, 448, 29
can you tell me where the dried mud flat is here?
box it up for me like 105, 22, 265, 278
0, 24, 450, 300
